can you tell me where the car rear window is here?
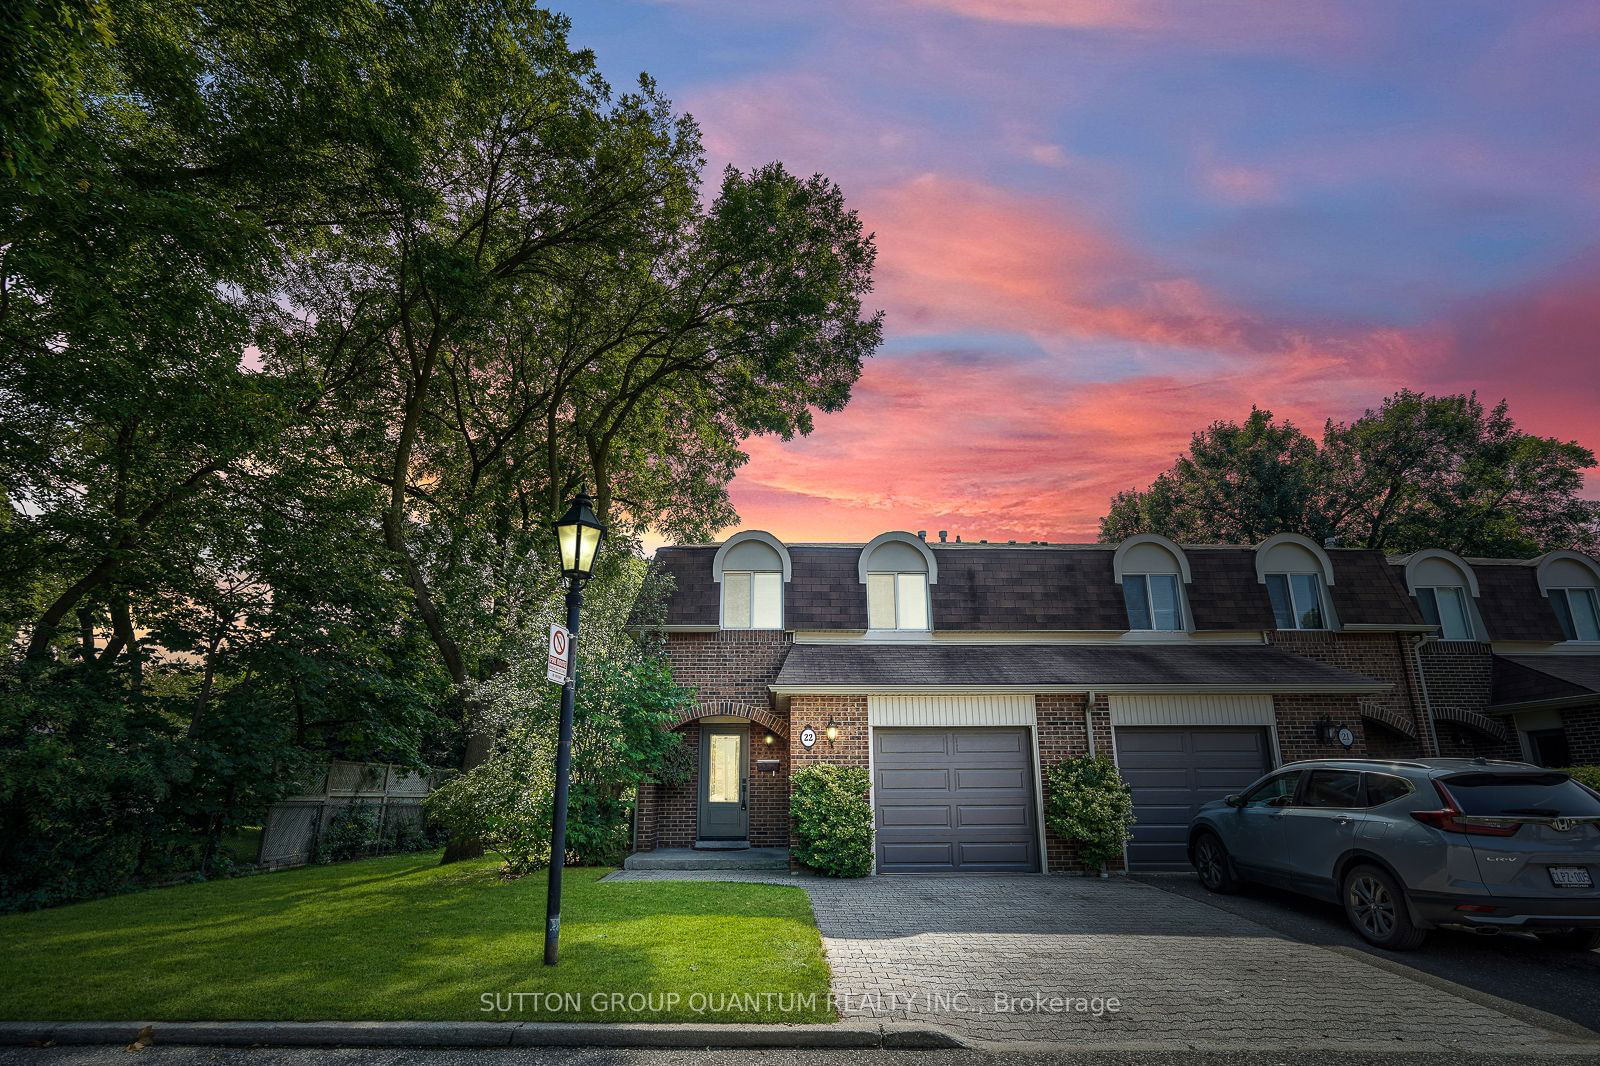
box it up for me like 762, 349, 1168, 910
1301, 769, 1363, 808
1364, 773, 1413, 806
1442, 773, 1600, 817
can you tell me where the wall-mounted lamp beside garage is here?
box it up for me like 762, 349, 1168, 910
762, 732, 777, 746
824, 719, 840, 743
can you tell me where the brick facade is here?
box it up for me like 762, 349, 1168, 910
1268, 630, 1430, 757
1035, 693, 1118, 874
1560, 704, 1600, 765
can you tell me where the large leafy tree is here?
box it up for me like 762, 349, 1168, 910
1100, 391, 1599, 556
271, 11, 881, 781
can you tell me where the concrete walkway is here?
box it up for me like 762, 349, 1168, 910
603, 870, 1593, 1052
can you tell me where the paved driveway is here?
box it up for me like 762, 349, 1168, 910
606, 871, 1591, 1051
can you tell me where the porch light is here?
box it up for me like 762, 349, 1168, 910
825, 719, 840, 742
553, 492, 606, 578
763, 732, 777, 746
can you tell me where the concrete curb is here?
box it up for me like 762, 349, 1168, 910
0, 1019, 969, 1050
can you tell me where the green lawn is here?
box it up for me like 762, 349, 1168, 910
0, 852, 833, 1023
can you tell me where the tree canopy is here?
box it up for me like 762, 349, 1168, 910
0, 0, 881, 906
1099, 391, 1600, 556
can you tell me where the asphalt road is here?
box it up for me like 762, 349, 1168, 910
5, 1049, 1600, 1066
1135, 872, 1600, 1037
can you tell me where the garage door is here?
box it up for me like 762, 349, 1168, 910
1115, 727, 1271, 871
873, 727, 1039, 873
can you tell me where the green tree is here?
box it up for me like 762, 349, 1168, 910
1100, 391, 1599, 555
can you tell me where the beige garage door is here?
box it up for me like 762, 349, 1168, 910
873, 727, 1039, 873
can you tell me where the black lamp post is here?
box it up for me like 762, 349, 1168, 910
545, 491, 606, 966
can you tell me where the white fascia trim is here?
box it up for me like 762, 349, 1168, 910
790, 630, 1268, 645
770, 682, 1391, 696
1487, 693, 1599, 713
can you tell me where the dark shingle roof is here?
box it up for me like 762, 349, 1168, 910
1491, 655, 1600, 708
650, 546, 720, 627
1186, 548, 1278, 630
650, 540, 1432, 633
1474, 564, 1567, 642
774, 642, 1387, 691
929, 547, 1127, 630
1326, 551, 1425, 626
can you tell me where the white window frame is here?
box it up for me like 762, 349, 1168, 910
1122, 572, 1186, 632
866, 571, 930, 631
1548, 586, 1600, 642
1416, 585, 1475, 641
720, 570, 783, 630
1266, 572, 1328, 630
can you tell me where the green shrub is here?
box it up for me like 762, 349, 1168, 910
315, 803, 381, 863
790, 764, 873, 877
1561, 766, 1600, 792
1043, 756, 1135, 873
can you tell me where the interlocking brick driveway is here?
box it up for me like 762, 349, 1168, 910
606, 871, 1579, 1050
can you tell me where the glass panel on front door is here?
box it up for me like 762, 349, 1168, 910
708, 734, 741, 803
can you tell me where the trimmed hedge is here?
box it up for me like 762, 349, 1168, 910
1560, 766, 1600, 792
790, 764, 873, 877
1043, 755, 1135, 873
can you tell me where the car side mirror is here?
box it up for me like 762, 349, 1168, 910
1224, 794, 1244, 808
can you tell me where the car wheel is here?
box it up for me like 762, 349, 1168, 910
1191, 831, 1241, 894
1342, 864, 1427, 951
1536, 928, 1600, 952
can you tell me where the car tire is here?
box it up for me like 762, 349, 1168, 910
1536, 928, 1600, 952
1342, 864, 1427, 951
1191, 831, 1241, 894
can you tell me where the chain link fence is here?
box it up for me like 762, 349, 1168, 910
257, 761, 434, 869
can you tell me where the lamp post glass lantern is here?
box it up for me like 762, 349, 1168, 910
544, 491, 606, 966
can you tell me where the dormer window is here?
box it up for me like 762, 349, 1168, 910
867, 571, 928, 630
1549, 587, 1600, 642
1123, 574, 1182, 631
1113, 534, 1192, 633
1416, 586, 1473, 640
858, 532, 938, 633
723, 571, 782, 630
1536, 551, 1600, 643
1266, 574, 1326, 630
712, 531, 791, 631
1401, 549, 1481, 642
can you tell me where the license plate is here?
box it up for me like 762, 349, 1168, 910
1549, 866, 1594, 888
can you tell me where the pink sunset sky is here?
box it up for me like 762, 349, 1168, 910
555, 0, 1600, 546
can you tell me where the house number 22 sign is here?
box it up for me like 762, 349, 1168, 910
799, 726, 817, 749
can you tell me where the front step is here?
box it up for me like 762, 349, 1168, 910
622, 847, 790, 871
693, 839, 750, 851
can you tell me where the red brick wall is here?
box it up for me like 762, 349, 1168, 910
1268, 630, 1429, 756
1560, 704, 1600, 765
634, 630, 793, 851
1417, 640, 1504, 757
1036, 693, 1119, 875
1272, 693, 1371, 761
662, 630, 791, 704
785, 695, 869, 857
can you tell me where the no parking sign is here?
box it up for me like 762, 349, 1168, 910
546, 625, 570, 684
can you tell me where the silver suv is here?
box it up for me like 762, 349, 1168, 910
1187, 757, 1600, 950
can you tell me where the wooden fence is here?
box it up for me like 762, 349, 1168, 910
257, 761, 433, 869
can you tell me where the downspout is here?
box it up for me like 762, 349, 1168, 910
1085, 690, 1098, 758
1408, 633, 1443, 758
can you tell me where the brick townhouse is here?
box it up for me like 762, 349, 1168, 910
629, 530, 1600, 874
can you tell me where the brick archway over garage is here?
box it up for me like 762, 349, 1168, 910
673, 700, 785, 736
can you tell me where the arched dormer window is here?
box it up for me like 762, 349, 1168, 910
1255, 533, 1337, 631
858, 532, 937, 632
713, 531, 790, 630
1536, 551, 1600, 643
1402, 549, 1481, 641
1112, 534, 1191, 632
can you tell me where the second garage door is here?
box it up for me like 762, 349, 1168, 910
873, 727, 1039, 873
1116, 727, 1272, 871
